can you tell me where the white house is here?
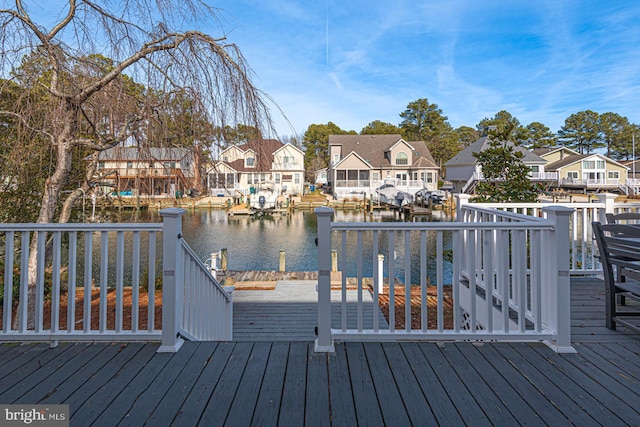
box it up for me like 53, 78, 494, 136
208, 139, 305, 197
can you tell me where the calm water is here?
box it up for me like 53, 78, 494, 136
128, 208, 454, 284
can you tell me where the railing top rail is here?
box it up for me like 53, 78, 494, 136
467, 202, 604, 209
0, 223, 164, 232
461, 205, 547, 223
181, 240, 232, 301
330, 221, 554, 232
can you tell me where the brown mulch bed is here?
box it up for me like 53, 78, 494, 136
377, 285, 454, 330
1, 288, 162, 331
1, 283, 454, 332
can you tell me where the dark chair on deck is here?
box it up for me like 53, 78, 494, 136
592, 222, 640, 332
606, 212, 640, 224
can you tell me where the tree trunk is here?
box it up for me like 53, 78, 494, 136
17, 110, 77, 329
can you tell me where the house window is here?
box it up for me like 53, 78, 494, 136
358, 170, 370, 182
396, 152, 408, 165
530, 165, 539, 173
608, 171, 619, 179
260, 173, 266, 182
127, 161, 133, 169
427, 172, 434, 183
223, 156, 228, 162
582, 160, 605, 169
275, 173, 281, 184
295, 173, 300, 184
567, 171, 578, 180
333, 154, 340, 166
373, 172, 379, 181
246, 157, 255, 167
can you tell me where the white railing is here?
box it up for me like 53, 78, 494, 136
458, 194, 640, 275
315, 205, 575, 354
0, 208, 233, 352
180, 240, 233, 342
529, 172, 558, 180
0, 222, 163, 345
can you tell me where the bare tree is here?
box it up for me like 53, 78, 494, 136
0, 0, 273, 325
0, 0, 272, 224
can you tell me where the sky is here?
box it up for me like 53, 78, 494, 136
212, 0, 640, 138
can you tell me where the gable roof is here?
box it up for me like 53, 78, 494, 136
220, 139, 284, 172
445, 136, 546, 167
329, 134, 439, 169
334, 151, 373, 169
532, 146, 580, 158
545, 153, 629, 171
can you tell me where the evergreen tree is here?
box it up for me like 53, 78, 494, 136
471, 135, 538, 203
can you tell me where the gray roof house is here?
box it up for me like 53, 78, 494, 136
328, 134, 440, 200
444, 136, 549, 193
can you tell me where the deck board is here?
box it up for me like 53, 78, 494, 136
118, 342, 199, 426
364, 342, 412, 426
345, 342, 385, 426
143, 342, 218, 426
171, 342, 232, 426
515, 343, 627, 426
444, 343, 521, 425
380, 342, 437, 425
250, 342, 288, 425
305, 344, 331, 427
199, 342, 254, 426
224, 342, 272, 426
278, 341, 307, 426
473, 343, 569, 425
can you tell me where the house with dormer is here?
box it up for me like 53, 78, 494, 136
328, 134, 440, 200
208, 139, 305, 197
534, 148, 630, 193
445, 136, 552, 193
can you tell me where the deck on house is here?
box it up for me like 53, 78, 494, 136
1, 277, 640, 426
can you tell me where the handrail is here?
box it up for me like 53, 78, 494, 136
181, 240, 231, 301
315, 205, 575, 354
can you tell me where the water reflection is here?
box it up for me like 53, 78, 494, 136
157, 209, 455, 284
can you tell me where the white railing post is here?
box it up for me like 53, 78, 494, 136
597, 193, 617, 223
541, 206, 576, 353
456, 194, 471, 222
158, 208, 186, 353
210, 251, 219, 280
315, 207, 335, 352
377, 254, 384, 295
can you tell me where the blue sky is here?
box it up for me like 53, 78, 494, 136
214, 0, 640, 138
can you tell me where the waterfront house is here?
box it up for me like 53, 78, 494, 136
95, 146, 201, 197
327, 134, 440, 200
444, 135, 550, 193
535, 148, 630, 193
208, 139, 305, 198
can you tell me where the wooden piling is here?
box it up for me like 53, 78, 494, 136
220, 248, 228, 271
279, 250, 286, 272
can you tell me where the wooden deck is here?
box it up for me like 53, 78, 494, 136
1, 277, 640, 426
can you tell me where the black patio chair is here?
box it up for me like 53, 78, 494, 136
592, 221, 640, 332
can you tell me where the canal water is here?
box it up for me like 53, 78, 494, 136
129, 208, 455, 285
